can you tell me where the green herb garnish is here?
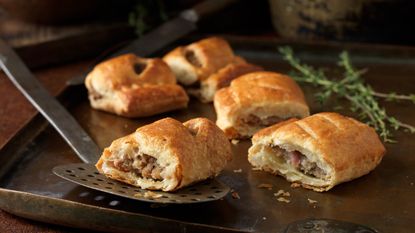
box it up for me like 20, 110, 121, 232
128, 0, 168, 36
279, 46, 415, 143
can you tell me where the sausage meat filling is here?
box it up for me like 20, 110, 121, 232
185, 49, 202, 68
133, 62, 147, 75
271, 146, 327, 179
112, 154, 163, 181
90, 90, 103, 101
240, 114, 282, 127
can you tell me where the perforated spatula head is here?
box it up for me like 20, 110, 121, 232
53, 163, 230, 204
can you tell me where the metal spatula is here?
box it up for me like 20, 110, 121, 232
0, 39, 230, 204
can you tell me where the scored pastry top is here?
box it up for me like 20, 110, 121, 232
214, 71, 310, 139
253, 112, 386, 164
85, 53, 189, 118
216, 71, 309, 113
249, 112, 386, 191
85, 53, 176, 91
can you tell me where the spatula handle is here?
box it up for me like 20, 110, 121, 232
0, 39, 100, 164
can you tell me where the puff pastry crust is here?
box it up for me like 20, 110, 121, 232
214, 71, 310, 139
163, 37, 261, 102
163, 37, 235, 85
85, 53, 189, 117
197, 57, 263, 103
96, 117, 232, 192
248, 112, 386, 192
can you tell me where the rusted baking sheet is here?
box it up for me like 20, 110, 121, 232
0, 36, 414, 233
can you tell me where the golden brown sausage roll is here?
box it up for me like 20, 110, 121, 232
214, 71, 310, 139
163, 37, 235, 85
85, 53, 189, 117
96, 117, 232, 192
248, 112, 386, 192
197, 59, 263, 103
163, 37, 262, 102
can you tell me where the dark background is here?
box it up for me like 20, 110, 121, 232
1, 0, 414, 47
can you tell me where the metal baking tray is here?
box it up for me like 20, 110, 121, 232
0, 37, 414, 233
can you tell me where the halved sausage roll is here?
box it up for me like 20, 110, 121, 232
248, 112, 386, 192
96, 117, 232, 192
214, 71, 310, 139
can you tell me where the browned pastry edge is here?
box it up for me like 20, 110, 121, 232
251, 118, 299, 142
214, 71, 310, 139
207, 62, 262, 90
248, 112, 386, 192
115, 84, 189, 117
190, 59, 263, 103
96, 117, 232, 191
85, 53, 189, 118
86, 53, 176, 88
163, 37, 236, 85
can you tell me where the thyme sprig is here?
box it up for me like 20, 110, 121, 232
129, 0, 168, 36
279, 46, 415, 143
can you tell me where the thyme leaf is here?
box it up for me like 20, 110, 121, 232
279, 46, 415, 142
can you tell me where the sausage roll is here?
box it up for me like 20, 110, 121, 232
248, 112, 386, 192
197, 58, 263, 103
85, 53, 189, 117
163, 37, 261, 102
214, 71, 310, 139
163, 37, 235, 85
96, 117, 232, 192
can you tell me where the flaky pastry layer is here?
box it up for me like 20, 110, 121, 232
214, 71, 309, 139
248, 112, 386, 192
96, 117, 232, 191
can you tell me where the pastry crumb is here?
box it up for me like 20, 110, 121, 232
134, 193, 143, 197
233, 168, 242, 173
274, 189, 291, 203
257, 183, 273, 190
252, 167, 262, 171
143, 191, 163, 199
410, 182, 414, 186
274, 189, 290, 197
291, 183, 301, 188
262, 217, 267, 220
277, 197, 290, 203
307, 198, 318, 204
231, 139, 240, 145
231, 190, 241, 199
